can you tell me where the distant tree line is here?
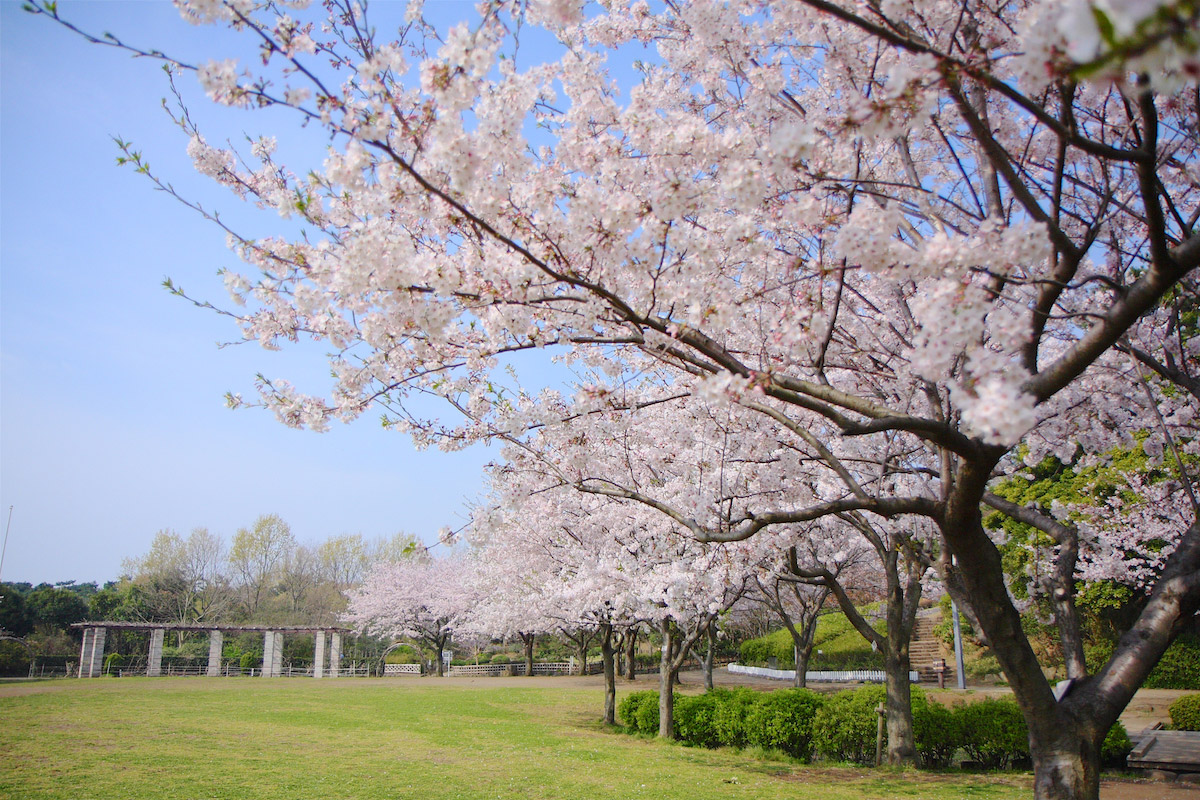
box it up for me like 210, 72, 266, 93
0, 515, 419, 671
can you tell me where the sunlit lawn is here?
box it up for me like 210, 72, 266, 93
0, 677, 1032, 800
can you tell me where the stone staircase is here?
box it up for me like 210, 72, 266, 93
910, 608, 954, 684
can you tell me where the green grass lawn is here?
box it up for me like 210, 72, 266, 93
0, 678, 1030, 800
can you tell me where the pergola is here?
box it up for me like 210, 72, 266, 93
69, 622, 351, 678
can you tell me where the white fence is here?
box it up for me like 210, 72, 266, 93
384, 663, 422, 676
383, 661, 593, 677
727, 663, 919, 683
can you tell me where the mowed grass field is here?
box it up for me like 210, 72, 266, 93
0, 677, 1032, 800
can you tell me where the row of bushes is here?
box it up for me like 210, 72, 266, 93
619, 685, 1133, 769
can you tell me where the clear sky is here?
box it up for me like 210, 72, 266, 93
0, 1, 514, 585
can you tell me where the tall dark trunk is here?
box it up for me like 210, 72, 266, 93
882, 550, 922, 765
701, 621, 715, 691
521, 632, 535, 678
625, 625, 637, 681
794, 641, 814, 688
432, 634, 447, 677
614, 631, 626, 678
601, 623, 616, 725
658, 619, 675, 739
883, 642, 916, 765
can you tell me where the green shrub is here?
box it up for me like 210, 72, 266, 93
635, 695, 661, 734
965, 654, 1003, 679
103, 652, 126, 674
618, 690, 659, 733
239, 651, 261, 673
1102, 721, 1133, 767
813, 685, 887, 764
739, 630, 794, 668
913, 695, 961, 768
712, 687, 759, 748
1169, 694, 1200, 731
955, 698, 1029, 768
1144, 635, 1200, 690
674, 693, 722, 748
744, 688, 824, 761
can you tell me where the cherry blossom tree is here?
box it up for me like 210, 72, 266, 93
753, 535, 871, 689
33, 0, 1200, 796
343, 552, 480, 676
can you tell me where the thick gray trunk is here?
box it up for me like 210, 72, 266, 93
522, 633, 535, 678
625, 625, 637, 681
658, 619, 675, 739
1030, 727, 1101, 800
699, 621, 715, 691
601, 624, 616, 725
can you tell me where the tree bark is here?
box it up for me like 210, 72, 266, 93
521, 632, 535, 678
701, 621, 715, 691
601, 623, 616, 725
625, 624, 637, 681
658, 619, 675, 739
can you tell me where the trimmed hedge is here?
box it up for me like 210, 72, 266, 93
712, 687, 759, 748
622, 684, 1133, 772
674, 693, 723, 749
1102, 721, 1133, 767
618, 690, 659, 734
812, 685, 888, 764
956, 697, 1029, 768
1144, 635, 1200, 690
744, 688, 824, 760
623, 687, 824, 759
914, 695, 962, 768
1170, 694, 1200, 731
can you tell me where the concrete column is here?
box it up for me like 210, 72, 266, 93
329, 633, 342, 678
78, 627, 106, 678
89, 628, 106, 677
262, 631, 276, 677
78, 628, 95, 678
207, 631, 224, 677
313, 632, 327, 678
271, 631, 284, 677
147, 629, 165, 677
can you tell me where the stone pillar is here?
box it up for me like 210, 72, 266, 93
329, 633, 342, 678
262, 631, 276, 677
78, 627, 106, 678
147, 629, 165, 677
314, 632, 327, 678
78, 628, 94, 678
271, 631, 284, 677
207, 631, 224, 677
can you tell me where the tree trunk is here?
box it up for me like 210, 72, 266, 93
601, 623, 616, 725
614, 631, 626, 678
701, 621, 715, 692
625, 625, 637, 681
1029, 722, 1101, 800
883, 645, 916, 765
794, 641, 815, 688
521, 632, 535, 678
433, 636, 446, 677
658, 619, 675, 739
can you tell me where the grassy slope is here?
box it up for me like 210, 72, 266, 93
0, 678, 1029, 800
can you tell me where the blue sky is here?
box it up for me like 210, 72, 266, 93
0, 1, 522, 584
